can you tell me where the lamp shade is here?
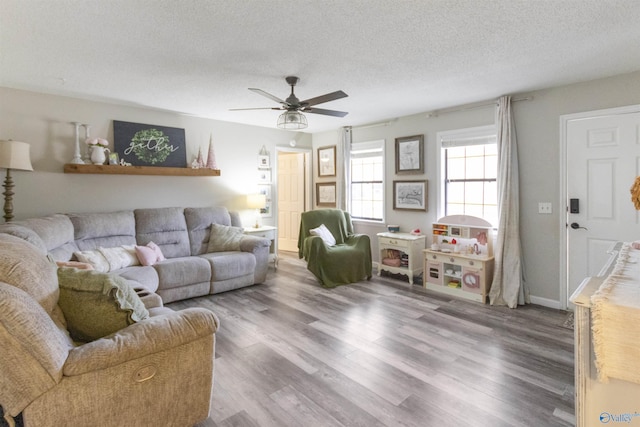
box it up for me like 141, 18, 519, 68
277, 111, 308, 130
246, 193, 267, 209
0, 140, 33, 171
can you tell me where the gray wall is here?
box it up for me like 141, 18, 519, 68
5, 70, 640, 307
0, 87, 312, 226
312, 70, 640, 307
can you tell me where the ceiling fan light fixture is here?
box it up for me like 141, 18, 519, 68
277, 111, 308, 130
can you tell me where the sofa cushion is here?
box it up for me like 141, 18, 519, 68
69, 211, 137, 251
13, 214, 78, 261
57, 268, 149, 342
0, 223, 48, 254
200, 251, 256, 282
153, 257, 211, 290
135, 207, 191, 258
207, 224, 244, 252
117, 265, 159, 293
0, 234, 59, 315
184, 207, 233, 255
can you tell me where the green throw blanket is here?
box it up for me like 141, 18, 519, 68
298, 209, 372, 288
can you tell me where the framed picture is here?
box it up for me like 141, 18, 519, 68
113, 120, 187, 167
318, 145, 336, 177
257, 154, 270, 169
393, 180, 427, 211
108, 152, 120, 165
395, 135, 424, 175
316, 182, 337, 207
257, 170, 271, 184
260, 201, 272, 217
258, 185, 272, 217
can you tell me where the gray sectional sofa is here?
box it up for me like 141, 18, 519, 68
0, 206, 271, 303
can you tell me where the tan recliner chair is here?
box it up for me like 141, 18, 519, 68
0, 233, 218, 427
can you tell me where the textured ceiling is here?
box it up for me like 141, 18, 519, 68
3, 0, 640, 133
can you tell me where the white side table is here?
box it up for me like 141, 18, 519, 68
377, 232, 426, 284
244, 225, 278, 268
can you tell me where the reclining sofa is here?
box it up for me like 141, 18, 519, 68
0, 206, 271, 426
0, 206, 271, 303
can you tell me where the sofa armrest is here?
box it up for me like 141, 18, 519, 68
63, 308, 218, 376
239, 235, 271, 253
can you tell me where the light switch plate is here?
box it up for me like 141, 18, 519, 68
538, 202, 552, 214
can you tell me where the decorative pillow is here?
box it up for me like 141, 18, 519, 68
147, 241, 165, 261
99, 245, 140, 270
134, 241, 166, 266
309, 224, 336, 246
74, 246, 140, 272
74, 249, 110, 272
207, 223, 245, 252
57, 267, 149, 342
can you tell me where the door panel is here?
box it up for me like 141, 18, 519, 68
566, 112, 640, 303
278, 152, 305, 252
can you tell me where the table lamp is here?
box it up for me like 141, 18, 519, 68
246, 193, 266, 228
0, 140, 34, 222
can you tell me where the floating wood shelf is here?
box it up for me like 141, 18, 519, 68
64, 164, 220, 177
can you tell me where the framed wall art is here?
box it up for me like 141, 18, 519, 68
258, 184, 272, 217
395, 134, 424, 175
257, 169, 272, 184
257, 154, 270, 169
318, 145, 336, 177
316, 182, 337, 207
113, 120, 187, 167
393, 180, 427, 211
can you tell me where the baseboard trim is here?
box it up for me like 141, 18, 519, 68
529, 295, 561, 310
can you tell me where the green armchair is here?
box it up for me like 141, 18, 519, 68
298, 209, 372, 287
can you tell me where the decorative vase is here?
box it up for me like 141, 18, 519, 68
90, 146, 109, 165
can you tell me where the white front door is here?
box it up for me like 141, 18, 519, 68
564, 107, 640, 306
277, 151, 306, 252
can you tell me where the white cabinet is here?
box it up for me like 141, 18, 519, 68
423, 250, 493, 303
377, 232, 426, 285
244, 226, 278, 268
424, 215, 494, 303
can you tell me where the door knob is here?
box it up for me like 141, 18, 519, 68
570, 222, 588, 230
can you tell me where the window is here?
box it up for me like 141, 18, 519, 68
438, 126, 498, 226
350, 140, 384, 221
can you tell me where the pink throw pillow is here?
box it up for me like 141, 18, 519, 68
147, 241, 166, 261
134, 242, 166, 266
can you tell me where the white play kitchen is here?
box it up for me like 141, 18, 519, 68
423, 215, 494, 303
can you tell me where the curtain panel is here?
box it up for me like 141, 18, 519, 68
489, 95, 529, 308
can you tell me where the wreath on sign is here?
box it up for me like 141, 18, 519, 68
129, 129, 172, 164
631, 176, 640, 210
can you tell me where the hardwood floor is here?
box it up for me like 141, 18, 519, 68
168, 252, 575, 427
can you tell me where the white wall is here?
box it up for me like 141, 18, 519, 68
312, 70, 640, 306
0, 87, 311, 226
5, 70, 640, 306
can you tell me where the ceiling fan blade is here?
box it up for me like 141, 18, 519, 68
304, 107, 348, 117
301, 90, 348, 107
229, 107, 283, 111
249, 88, 288, 106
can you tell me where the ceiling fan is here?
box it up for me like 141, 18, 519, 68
230, 76, 348, 129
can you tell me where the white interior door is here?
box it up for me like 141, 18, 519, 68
566, 110, 640, 305
277, 152, 306, 252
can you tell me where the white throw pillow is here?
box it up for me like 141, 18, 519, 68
74, 245, 140, 272
74, 249, 110, 273
309, 224, 336, 246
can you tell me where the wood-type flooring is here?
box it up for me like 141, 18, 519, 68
168, 252, 575, 427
